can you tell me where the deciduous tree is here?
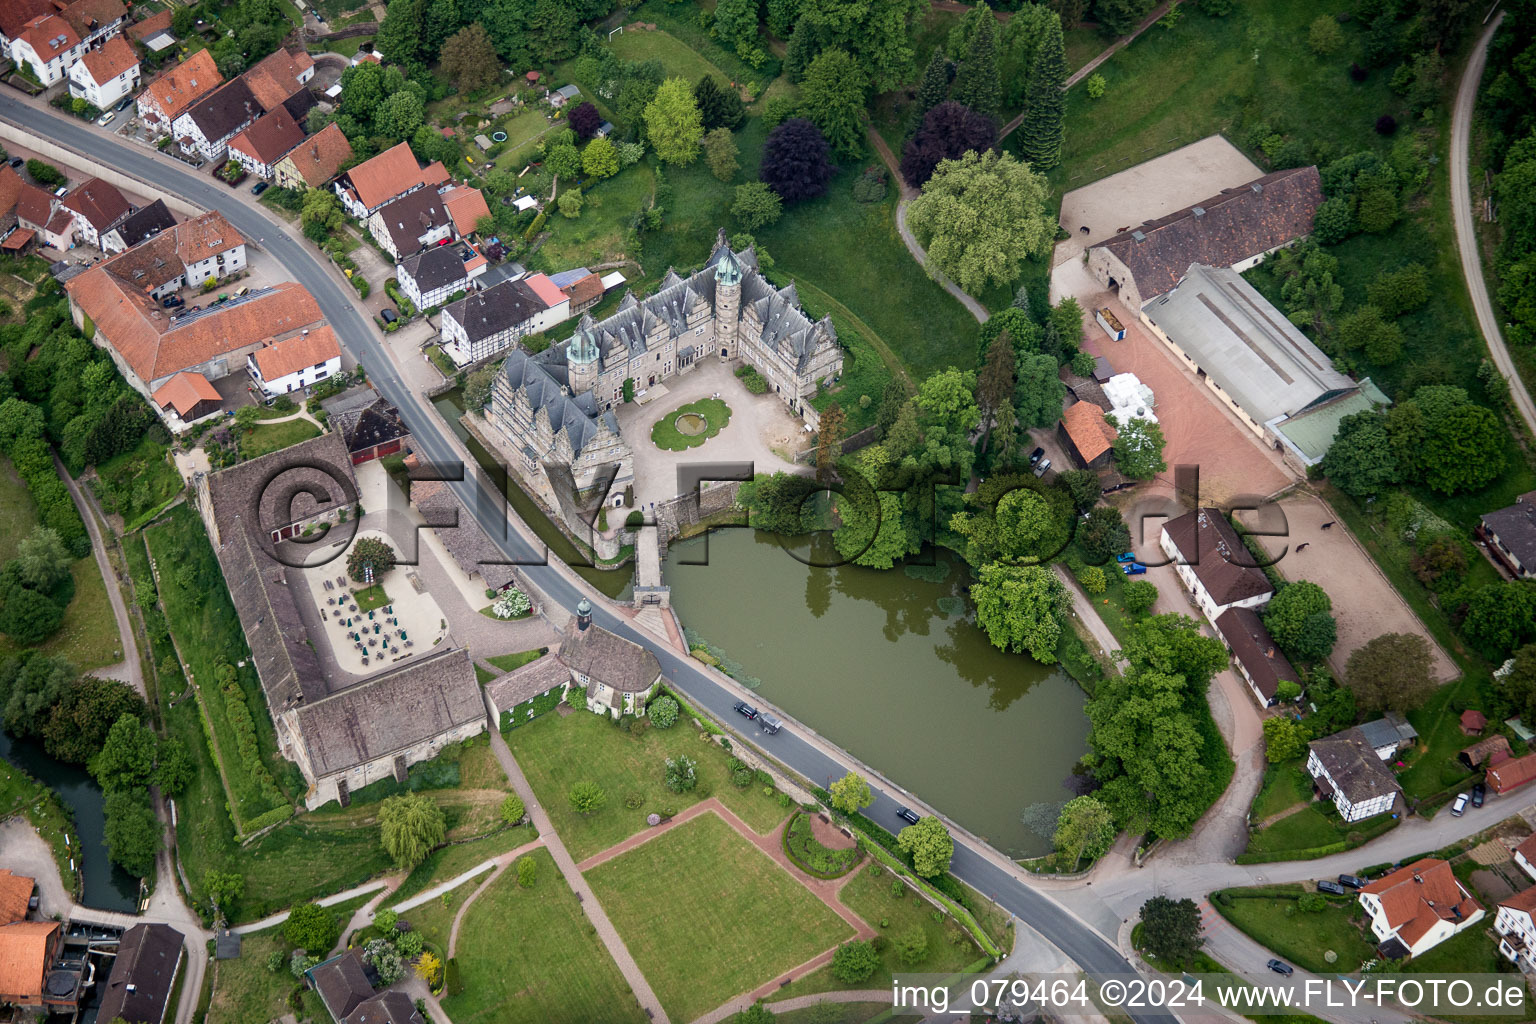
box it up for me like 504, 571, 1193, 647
1078, 506, 1131, 564
1321, 410, 1399, 498
379, 793, 447, 870
900, 101, 995, 188
1345, 632, 1435, 711
1108, 416, 1166, 481
1139, 896, 1202, 967
1053, 795, 1116, 866
347, 537, 396, 584
91, 713, 158, 792
703, 128, 740, 181
797, 0, 929, 92
568, 780, 607, 813
1263, 582, 1336, 663
439, 23, 499, 93
831, 939, 881, 982
829, 771, 873, 814
285, 902, 339, 953
970, 562, 1066, 661
798, 49, 868, 158
103, 790, 158, 878
644, 78, 704, 165
1262, 716, 1310, 763
907, 150, 1053, 294
759, 118, 833, 203
583, 137, 620, 179
567, 101, 603, 141
732, 182, 783, 229
896, 815, 954, 877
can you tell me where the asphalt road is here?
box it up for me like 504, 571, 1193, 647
1450, 12, 1536, 439
0, 97, 1173, 1018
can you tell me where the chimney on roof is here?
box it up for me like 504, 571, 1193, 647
1131, 230, 1146, 243
1266, 647, 1275, 658
1414, 873, 1423, 884
1192, 206, 1206, 217
1251, 182, 1264, 194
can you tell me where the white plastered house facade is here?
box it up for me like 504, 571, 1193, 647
67, 47, 138, 109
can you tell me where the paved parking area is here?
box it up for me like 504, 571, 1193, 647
1053, 259, 1294, 506
619, 359, 804, 507
1236, 493, 1459, 683
1055, 135, 1262, 266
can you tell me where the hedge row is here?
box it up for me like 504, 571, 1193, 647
218, 669, 285, 810
1235, 840, 1348, 864
6, 437, 89, 556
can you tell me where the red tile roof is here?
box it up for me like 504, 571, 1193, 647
1362, 858, 1480, 946
559, 271, 603, 309
1060, 401, 1117, 463
58, 0, 125, 38
241, 47, 313, 109
1490, 752, 1536, 795
442, 186, 490, 235
0, 0, 53, 43
0, 871, 32, 927
78, 33, 136, 84
524, 272, 565, 308
151, 370, 220, 415
1461, 709, 1488, 733
343, 141, 425, 212
277, 121, 353, 187
1516, 834, 1536, 866
16, 14, 80, 59
127, 8, 172, 41
229, 106, 305, 166
0, 920, 58, 1003
141, 50, 222, 123
251, 325, 339, 380
1500, 884, 1536, 916
1, 228, 34, 252
60, 177, 129, 232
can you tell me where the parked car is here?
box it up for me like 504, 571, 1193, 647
1121, 562, 1148, 575
7, 156, 22, 168
251, 181, 269, 196
1473, 782, 1486, 807
1115, 552, 1137, 563
235, 286, 250, 296
896, 806, 921, 826
1266, 959, 1294, 976
1316, 880, 1347, 895
1032, 457, 1051, 477
758, 712, 783, 735
1451, 792, 1470, 817
380, 308, 398, 325
115, 96, 132, 112
160, 295, 183, 309
1337, 874, 1367, 890
53, 187, 68, 198
733, 700, 758, 721
97, 111, 115, 126
1028, 447, 1046, 467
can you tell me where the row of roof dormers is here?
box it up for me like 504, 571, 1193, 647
536, 233, 836, 377
500, 348, 619, 460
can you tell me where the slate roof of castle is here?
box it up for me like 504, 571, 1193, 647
292, 648, 483, 777
1092, 166, 1323, 303
203, 432, 359, 709
499, 348, 618, 459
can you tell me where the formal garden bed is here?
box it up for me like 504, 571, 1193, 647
437, 847, 647, 1023
1210, 885, 1375, 973
585, 813, 853, 1022
506, 706, 790, 861
782, 811, 861, 879
650, 398, 731, 451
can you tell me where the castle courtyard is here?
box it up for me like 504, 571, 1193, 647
619, 359, 805, 509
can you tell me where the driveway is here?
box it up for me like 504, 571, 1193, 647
618, 359, 804, 508
1054, 136, 1262, 266
1054, 259, 1294, 506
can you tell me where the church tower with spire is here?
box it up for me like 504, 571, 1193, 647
567, 314, 600, 395
712, 229, 742, 361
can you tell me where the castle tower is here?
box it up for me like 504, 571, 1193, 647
713, 239, 743, 361
568, 314, 600, 395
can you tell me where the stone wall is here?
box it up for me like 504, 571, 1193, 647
0, 119, 202, 216
653, 480, 742, 555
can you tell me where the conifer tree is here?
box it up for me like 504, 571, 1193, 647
950, 16, 999, 120
915, 46, 950, 117
1017, 17, 1065, 170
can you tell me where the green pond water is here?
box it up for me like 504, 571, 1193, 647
664, 530, 1090, 858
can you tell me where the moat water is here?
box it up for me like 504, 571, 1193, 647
0, 730, 140, 911
664, 530, 1090, 858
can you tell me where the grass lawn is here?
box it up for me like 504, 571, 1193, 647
89, 437, 183, 531
1396, 678, 1480, 802
0, 759, 78, 896
1244, 806, 1345, 856
1064, 25, 1107, 72
351, 584, 391, 612
443, 847, 648, 1024
474, 663, 498, 685
650, 397, 731, 450
425, 345, 457, 378
1401, 924, 1503, 974
0, 556, 124, 671
585, 814, 853, 1022
534, 163, 655, 270
1250, 759, 1313, 822
506, 708, 789, 861
773, 1004, 890, 1024
778, 862, 986, 1001
237, 419, 321, 460
1213, 889, 1376, 972
1047, 0, 1402, 191
0, 457, 37, 562
607, 26, 730, 86
389, 822, 537, 906
486, 649, 544, 673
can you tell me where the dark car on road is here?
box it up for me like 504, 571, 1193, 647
896, 806, 921, 826
1338, 874, 1367, 890
1473, 782, 1486, 807
1267, 960, 1294, 976
733, 700, 758, 720
1316, 880, 1347, 895
7, 156, 22, 168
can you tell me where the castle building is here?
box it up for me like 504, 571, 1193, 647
484, 230, 843, 507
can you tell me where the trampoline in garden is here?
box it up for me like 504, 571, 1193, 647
491, 131, 508, 142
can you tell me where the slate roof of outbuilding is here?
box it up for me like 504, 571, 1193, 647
485, 654, 568, 714
1162, 508, 1274, 608
95, 923, 184, 1024
1481, 492, 1536, 573
561, 618, 660, 693
410, 477, 517, 592
110, 198, 176, 248
1310, 727, 1401, 806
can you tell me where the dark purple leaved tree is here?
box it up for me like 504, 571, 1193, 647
900, 101, 997, 189
568, 101, 602, 141
759, 118, 833, 205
